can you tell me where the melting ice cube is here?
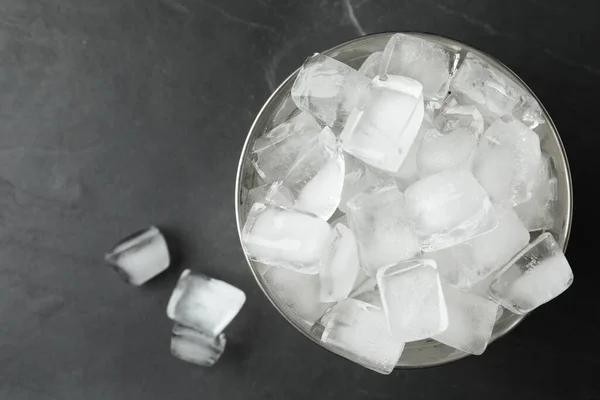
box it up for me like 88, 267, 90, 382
319, 223, 360, 302
171, 323, 226, 367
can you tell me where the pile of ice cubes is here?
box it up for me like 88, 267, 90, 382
241, 33, 573, 374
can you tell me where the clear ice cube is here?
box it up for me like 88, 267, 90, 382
391, 115, 433, 188
450, 53, 544, 129
321, 298, 405, 375
243, 183, 294, 217
263, 267, 332, 324
473, 116, 542, 206
425, 246, 469, 288
490, 232, 573, 314
434, 102, 485, 137
341, 75, 424, 172
358, 51, 383, 79
338, 156, 395, 213
167, 270, 246, 336
347, 185, 420, 275
380, 33, 460, 107
252, 112, 321, 184
291, 53, 369, 130
267, 127, 345, 220
377, 259, 448, 342
514, 154, 558, 231
455, 206, 530, 286
416, 127, 477, 178
319, 224, 361, 302
242, 203, 332, 274
105, 226, 170, 286
432, 285, 498, 355
171, 323, 226, 367
404, 169, 498, 252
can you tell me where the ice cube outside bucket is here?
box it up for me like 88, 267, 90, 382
235, 32, 573, 368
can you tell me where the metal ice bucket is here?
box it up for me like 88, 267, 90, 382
235, 33, 573, 368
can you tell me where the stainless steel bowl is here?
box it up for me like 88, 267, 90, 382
235, 32, 573, 368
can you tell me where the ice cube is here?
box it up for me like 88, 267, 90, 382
380, 33, 460, 107
358, 51, 383, 79
105, 226, 170, 286
425, 246, 469, 288
267, 127, 344, 220
241, 203, 332, 274
404, 170, 498, 251
473, 116, 542, 206
514, 155, 557, 231
171, 323, 226, 367
321, 298, 405, 374
243, 183, 294, 217
341, 75, 425, 172
450, 53, 544, 129
167, 270, 246, 336
338, 156, 395, 213
377, 259, 447, 342
490, 232, 573, 314
432, 285, 498, 355
252, 112, 321, 184
263, 267, 332, 324
434, 103, 485, 137
416, 127, 477, 178
391, 115, 432, 188
291, 53, 369, 130
455, 206, 530, 286
347, 185, 420, 275
319, 224, 360, 302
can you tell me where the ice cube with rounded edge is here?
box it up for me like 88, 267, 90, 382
105, 226, 170, 286
263, 266, 333, 324
291, 53, 369, 131
473, 116, 542, 206
321, 298, 405, 375
167, 270, 246, 336
450, 53, 544, 129
171, 323, 226, 367
251, 112, 321, 184
242, 203, 332, 274
404, 169, 498, 252
319, 224, 360, 302
456, 206, 530, 286
432, 285, 498, 355
514, 154, 557, 231
347, 185, 420, 276
377, 259, 447, 342
416, 127, 478, 178
380, 33, 460, 107
358, 51, 383, 79
267, 127, 344, 220
341, 75, 424, 172
490, 232, 573, 314
243, 183, 294, 218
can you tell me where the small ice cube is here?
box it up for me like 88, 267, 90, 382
456, 206, 530, 286
416, 127, 477, 178
514, 155, 558, 231
171, 323, 226, 367
358, 51, 383, 79
268, 127, 344, 220
242, 203, 332, 274
377, 259, 448, 342
263, 267, 332, 324
105, 226, 170, 286
404, 170, 498, 252
243, 183, 293, 217
341, 75, 424, 172
432, 285, 498, 355
473, 116, 542, 206
319, 224, 360, 302
252, 112, 321, 184
321, 298, 405, 374
380, 33, 460, 107
167, 270, 246, 336
450, 53, 544, 128
490, 232, 573, 314
347, 186, 420, 275
291, 53, 369, 130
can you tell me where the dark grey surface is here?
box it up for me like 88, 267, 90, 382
0, 0, 597, 399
